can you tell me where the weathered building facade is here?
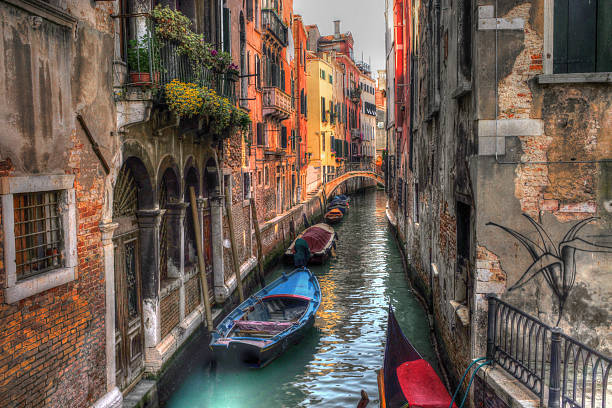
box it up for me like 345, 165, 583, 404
0, 1, 119, 406
386, 0, 612, 404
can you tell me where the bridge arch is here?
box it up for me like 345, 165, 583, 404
324, 170, 385, 200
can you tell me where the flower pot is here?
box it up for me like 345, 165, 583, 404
129, 71, 160, 86
226, 71, 239, 82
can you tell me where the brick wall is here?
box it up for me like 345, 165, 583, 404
160, 288, 180, 340
0, 132, 107, 407
184, 274, 201, 317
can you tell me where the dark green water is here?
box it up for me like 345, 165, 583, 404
160, 189, 436, 407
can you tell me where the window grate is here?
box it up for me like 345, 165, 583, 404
13, 191, 64, 280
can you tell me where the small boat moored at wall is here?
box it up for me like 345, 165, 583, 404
285, 223, 337, 264
324, 208, 344, 224
377, 306, 456, 408
210, 268, 321, 368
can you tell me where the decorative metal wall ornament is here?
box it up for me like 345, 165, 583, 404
487, 215, 612, 325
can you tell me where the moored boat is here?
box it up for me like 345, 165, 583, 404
378, 306, 456, 408
210, 268, 321, 368
285, 223, 337, 264
324, 208, 344, 224
328, 200, 349, 214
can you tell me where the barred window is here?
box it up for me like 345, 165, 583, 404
13, 191, 64, 280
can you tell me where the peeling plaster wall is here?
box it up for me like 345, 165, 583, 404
0, 1, 117, 406
474, 0, 612, 354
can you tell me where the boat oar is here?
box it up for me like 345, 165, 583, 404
189, 187, 213, 331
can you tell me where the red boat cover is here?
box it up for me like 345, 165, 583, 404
396, 359, 457, 408
301, 226, 333, 253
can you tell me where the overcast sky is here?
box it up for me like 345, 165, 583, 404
294, 0, 386, 76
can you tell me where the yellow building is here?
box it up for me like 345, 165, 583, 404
306, 53, 335, 192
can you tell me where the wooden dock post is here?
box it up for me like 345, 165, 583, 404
250, 198, 266, 288
189, 187, 213, 331
225, 186, 245, 303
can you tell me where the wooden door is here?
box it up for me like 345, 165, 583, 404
114, 230, 144, 390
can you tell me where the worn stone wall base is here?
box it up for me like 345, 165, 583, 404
91, 387, 122, 408
145, 304, 222, 374
475, 366, 540, 408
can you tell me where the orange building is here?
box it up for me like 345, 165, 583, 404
242, 0, 296, 221
293, 15, 309, 201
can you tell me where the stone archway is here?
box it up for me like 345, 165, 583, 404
112, 156, 154, 391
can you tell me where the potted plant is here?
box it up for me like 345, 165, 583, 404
127, 37, 160, 86
226, 63, 240, 82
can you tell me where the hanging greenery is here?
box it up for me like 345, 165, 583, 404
151, 5, 235, 74
165, 80, 251, 134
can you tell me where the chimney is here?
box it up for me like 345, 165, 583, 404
333, 20, 341, 39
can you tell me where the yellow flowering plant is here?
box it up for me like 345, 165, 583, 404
165, 80, 251, 135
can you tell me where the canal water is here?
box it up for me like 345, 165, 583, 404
158, 189, 437, 407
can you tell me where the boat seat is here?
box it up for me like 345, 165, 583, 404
396, 359, 457, 408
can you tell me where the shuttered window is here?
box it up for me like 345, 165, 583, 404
281, 126, 287, 148
321, 97, 326, 122
256, 122, 264, 145
247, 0, 254, 20
554, 0, 612, 73
223, 7, 231, 54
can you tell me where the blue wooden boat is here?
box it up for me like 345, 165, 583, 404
210, 267, 321, 368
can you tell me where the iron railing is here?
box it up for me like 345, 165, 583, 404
117, 14, 235, 103
487, 295, 611, 408
261, 9, 288, 46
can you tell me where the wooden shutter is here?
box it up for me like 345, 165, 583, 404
281, 126, 287, 148
597, 0, 612, 72
554, 0, 597, 73
257, 122, 264, 145
321, 97, 326, 122
247, 0, 254, 20
223, 7, 231, 54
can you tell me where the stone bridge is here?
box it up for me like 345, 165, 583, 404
324, 170, 385, 200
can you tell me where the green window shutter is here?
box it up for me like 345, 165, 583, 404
321, 97, 326, 121
597, 0, 612, 72
554, 0, 597, 73
223, 7, 231, 54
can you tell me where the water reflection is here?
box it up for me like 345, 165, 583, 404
161, 190, 435, 407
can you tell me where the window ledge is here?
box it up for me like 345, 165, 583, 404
537, 72, 612, 84
5, 267, 76, 304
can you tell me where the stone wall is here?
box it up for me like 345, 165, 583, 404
0, 1, 117, 406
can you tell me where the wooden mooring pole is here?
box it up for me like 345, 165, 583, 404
225, 186, 245, 303
250, 198, 266, 288
189, 187, 213, 331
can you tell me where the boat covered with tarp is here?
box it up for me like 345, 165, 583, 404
378, 306, 456, 408
210, 268, 321, 368
285, 223, 337, 264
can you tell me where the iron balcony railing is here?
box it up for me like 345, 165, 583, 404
117, 14, 235, 104
261, 9, 288, 46
487, 295, 611, 408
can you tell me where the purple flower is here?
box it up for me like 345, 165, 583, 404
211, 49, 218, 56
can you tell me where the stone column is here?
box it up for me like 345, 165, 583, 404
209, 194, 226, 303
136, 209, 164, 349
166, 202, 188, 321
99, 221, 121, 407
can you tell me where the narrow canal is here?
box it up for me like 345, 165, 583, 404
158, 189, 437, 407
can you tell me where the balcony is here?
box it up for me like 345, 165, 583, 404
349, 88, 362, 102
116, 14, 235, 104
351, 129, 361, 140
262, 86, 292, 120
261, 9, 288, 46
